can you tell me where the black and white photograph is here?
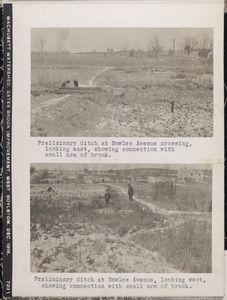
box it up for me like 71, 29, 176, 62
30, 163, 212, 273
31, 28, 213, 137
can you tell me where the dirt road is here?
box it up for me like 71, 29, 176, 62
88, 66, 112, 86
32, 66, 112, 115
106, 183, 211, 219
31, 94, 70, 115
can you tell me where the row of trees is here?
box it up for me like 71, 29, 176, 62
36, 33, 212, 64
128, 34, 213, 58
184, 34, 213, 58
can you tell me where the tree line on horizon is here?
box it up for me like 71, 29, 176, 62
33, 33, 213, 64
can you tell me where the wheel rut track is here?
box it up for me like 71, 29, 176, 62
105, 183, 211, 221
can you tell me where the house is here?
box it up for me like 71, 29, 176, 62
177, 169, 204, 183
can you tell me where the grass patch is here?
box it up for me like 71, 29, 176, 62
70, 187, 164, 236
31, 183, 211, 273
130, 182, 212, 212
132, 220, 211, 273
31, 184, 164, 236
32, 52, 212, 73
31, 66, 102, 88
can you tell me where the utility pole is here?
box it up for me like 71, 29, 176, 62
172, 38, 176, 55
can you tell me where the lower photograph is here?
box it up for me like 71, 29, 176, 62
30, 163, 212, 274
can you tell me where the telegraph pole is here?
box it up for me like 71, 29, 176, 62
172, 38, 176, 55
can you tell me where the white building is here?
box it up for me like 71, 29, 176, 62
177, 169, 204, 183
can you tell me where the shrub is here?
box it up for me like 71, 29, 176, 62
175, 72, 187, 79
132, 220, 211, 273
153, 181, 176, 202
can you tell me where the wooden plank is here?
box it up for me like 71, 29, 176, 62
58, 86, 102, 91
53, 89, 100, 94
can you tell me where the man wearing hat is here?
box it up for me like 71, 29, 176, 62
128, 184, 134, 202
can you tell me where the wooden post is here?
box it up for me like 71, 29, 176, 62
171, 101, 174, 113
78, 246, 81, 263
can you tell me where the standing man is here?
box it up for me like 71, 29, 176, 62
104, 189, 111, 205
74, 78, 79, 87
61, 80, 70, 87
128, 184, 134, 202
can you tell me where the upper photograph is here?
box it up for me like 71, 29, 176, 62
31, 28, 213, 137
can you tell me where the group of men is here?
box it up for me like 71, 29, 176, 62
104, 184, 134, 204
61, 78, 79, 88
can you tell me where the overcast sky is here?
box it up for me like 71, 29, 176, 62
31, 28, 212, 53
31, 163, 212, 172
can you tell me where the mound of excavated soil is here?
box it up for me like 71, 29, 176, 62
31, 222, 178, 273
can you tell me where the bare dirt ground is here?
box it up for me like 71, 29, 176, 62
31, 222, 178, 273
31, 60, 213, 137
31, 182, 211, 273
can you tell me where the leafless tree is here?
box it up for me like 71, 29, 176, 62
148, 35, 162, 57
40, 37, 46, 64
107, 48, 114, 53
196, 34, 213, 58
183, 35, 197, 57
134, 41, 143, 57
134, 41, 140, 52
121, 40, 129, 52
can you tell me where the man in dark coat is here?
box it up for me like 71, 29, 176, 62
104, 189, 111, 204
128, 184, 134, 201
74, 78, 79, 87
61, 80, 70, 87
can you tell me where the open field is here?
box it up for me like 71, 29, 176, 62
126, 181, 212, 212
31, 53, 213, 137
31, 179, 211, 273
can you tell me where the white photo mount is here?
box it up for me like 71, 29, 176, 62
2, 0, 224, 298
